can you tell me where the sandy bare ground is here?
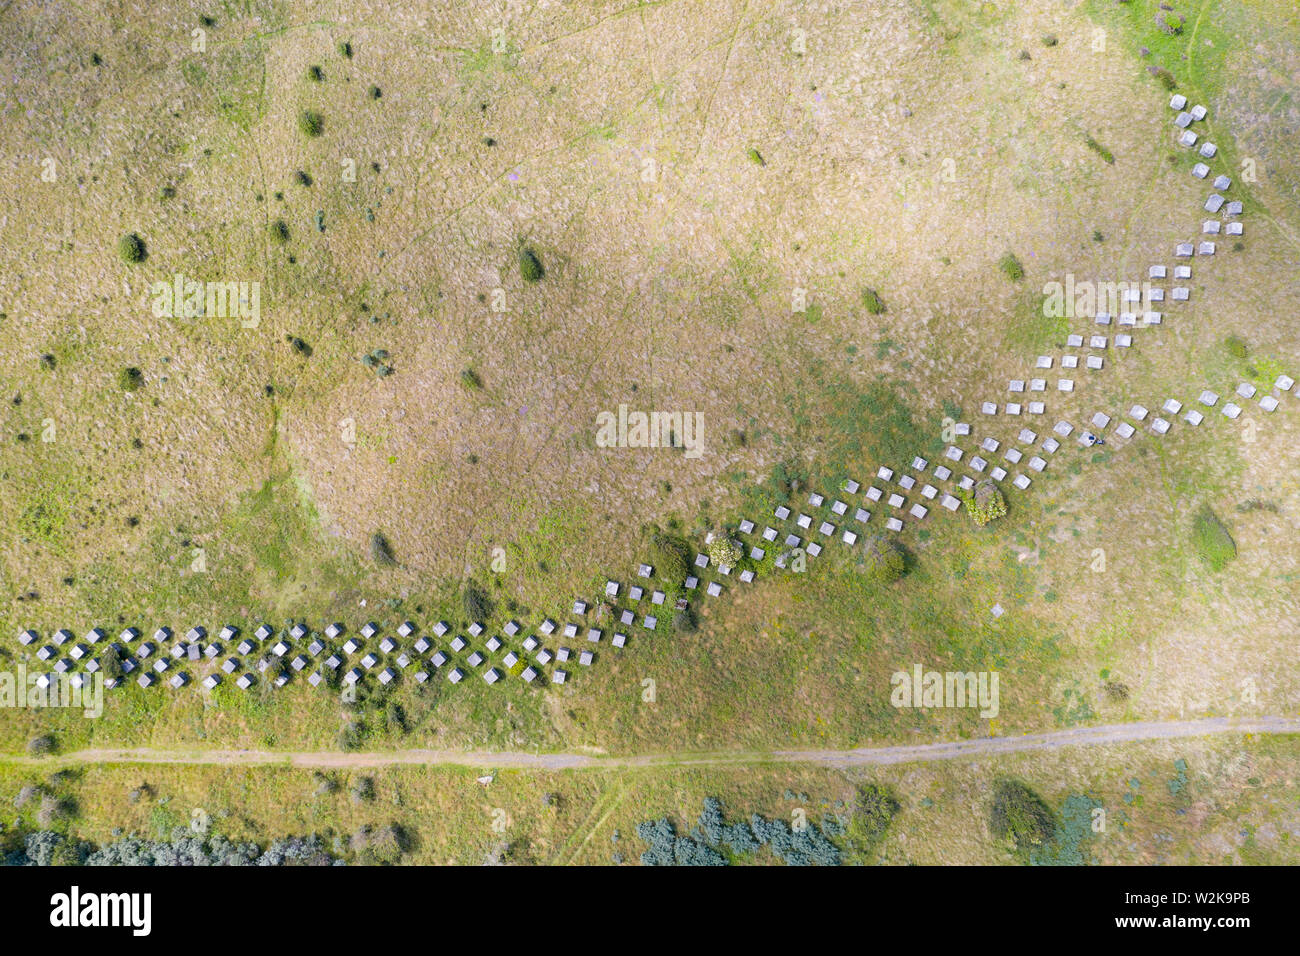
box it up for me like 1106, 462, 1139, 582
9, 716, 1297, 772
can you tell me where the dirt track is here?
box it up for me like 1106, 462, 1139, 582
8, 716, 1296, 772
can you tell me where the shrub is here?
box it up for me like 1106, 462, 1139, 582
518, 247, 544, 282
460, 368, 483, 390
1225, 335, 1249, 359
306, 65, 324, 82
706, 535, 741, 568
337, 723, 362, 751
353, 823, 406, 864
851, 784, 901, 849
338, 40, 353, 58
117, 232, 147, 263
1084, 134, 1115, 164
1147, 65, 1177, 90
990, 779, 1055, 853
672, 606, 698, 632
117, 367, 144, 391
298, 109, 324, 137
859, 535, 905, 583
270, 219, 290, 243
385, 702, 408, 734
37, 793, 72, 826
27, 735, 56, 756
370, 532, 396, 566
745, 147, 765, 166
1155, 13, 1183, 36
463, 580, 493, 622
648, 531, 690, 587
998, 252, 1024, 281
100, 645, 125, 680
861, 287, 886, 315
350, 775, 376, 803
1192, 506, 1236, 571
965, 479, 1007, 527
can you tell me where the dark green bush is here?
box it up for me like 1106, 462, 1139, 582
648, 531, 690, 587
370, 532, 396, 566
118, 232, 147, 263
463, 580, 493, 622
117, 367, 144, 391
990, 779, 1055, 853
850, 784, 901, 849
861, 287, 886, 315
298, 109, 324, 137
859, 535, 905, 583
1147, 65, 1177, 90
518, 247, 544, 283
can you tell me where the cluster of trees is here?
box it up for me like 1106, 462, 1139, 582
987, 779, 1105, 866
636, 797, 844, 866
6, 830, 337, 866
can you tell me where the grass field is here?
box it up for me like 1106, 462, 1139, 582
0, 0, 1298, 862
3, 733, 1296, 864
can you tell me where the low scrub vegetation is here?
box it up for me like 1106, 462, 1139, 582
861, 287, 886, 315
989, 779, 1055, 857
965, 480, 1007, 527
518, 246, 544, 282
1191, 505, 1236, 571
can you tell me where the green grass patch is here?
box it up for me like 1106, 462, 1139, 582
998, 252, 1024, 281
1191, 505, 1236, 572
